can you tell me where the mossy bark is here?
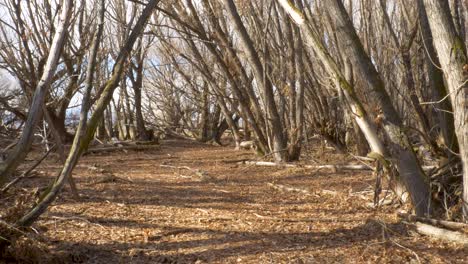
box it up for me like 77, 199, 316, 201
0, 0, 73, 184
277, 0, 432, 216
16, 0, 160, 227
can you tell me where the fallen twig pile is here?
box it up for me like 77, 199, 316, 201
427, 158, 463, 218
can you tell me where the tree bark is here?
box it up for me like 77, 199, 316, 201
423, 0, 468, 218
326, 0, 432, 216
222, 0, 288, 162
132, 39, 150, 141
276, 0, 430, 215
417, 0, 458, 154
16, 0, 160, 227
0, 0, 73, 183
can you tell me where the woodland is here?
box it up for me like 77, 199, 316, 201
0, 0, 467, 263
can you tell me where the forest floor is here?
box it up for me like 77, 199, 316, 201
1, 139, 467, 263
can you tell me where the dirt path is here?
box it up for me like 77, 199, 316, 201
13, 140, 468, 263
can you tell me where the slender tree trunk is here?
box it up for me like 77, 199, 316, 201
97, 116, 107, 139
106, 106, 114, 138
378, 0, 438, 153
202, 0, 266, 131
133, 41, 150, 141
172, 9, 268, 152
0, 0, 73, 183
16, 0, 160, 227
42, 105, 79, 198
222, 0, 288, 162
200, 82, 210, 142
288, 27, 305, 160
417, 0, 458, 154
277, 0, 429, 214
123, 77, 136, 140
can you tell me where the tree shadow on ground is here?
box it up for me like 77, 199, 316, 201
48, 219, 467, 263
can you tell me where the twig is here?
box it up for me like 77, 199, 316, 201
0, 219, 27, 237
1, 146, 55, 193
420, 79, 468, 105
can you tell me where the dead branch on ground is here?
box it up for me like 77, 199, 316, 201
243, 161, 373, 171
1, 146, 55, 193
85, 144, 160, 154
404, 221, 468, 244
160, 164, 212, 180
398, 212, 468, 231
267, 183, 338, 196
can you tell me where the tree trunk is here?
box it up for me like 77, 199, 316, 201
132, 40, 150, 141
199, 82, 210, 142
222, 0, 288, 162
45, 107, 74, 143
276, 0, 429, 214
17, 0, 160, 227
288, 26, 305, 161
171, 7, 267, 152
417, 0, 458, 155
326, 0, 432, 216
423, 0, 468, 218
0, 0, 73, 183
378, 0, 439, 153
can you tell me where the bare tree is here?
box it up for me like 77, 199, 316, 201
0, 0, 73, 182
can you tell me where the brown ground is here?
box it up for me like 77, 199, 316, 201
1, 139, 467, 263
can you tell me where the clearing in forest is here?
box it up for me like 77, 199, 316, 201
2, 139, 467, 263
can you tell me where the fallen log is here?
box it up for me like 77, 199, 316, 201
267, 183, 311, 195
353, 155, 375, 162
85, 144, 160, 154
352, 155, 436, 171
90, 174, 133, 185
242, 161, 372, 171
239, 141, 255, 150
160, 164, 212, 180
97, 140, 158, 147
242, 161, 296, 168
267, 183, 338, 197
134, 140, 159, 145
409, 222, 468, 245
221, 158, 250, 164
398, 213, 468, 231
303, 164, 372, 171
